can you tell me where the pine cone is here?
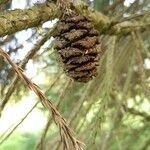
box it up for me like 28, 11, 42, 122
53, 12, 102, 82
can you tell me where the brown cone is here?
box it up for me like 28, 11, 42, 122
53, 12, 102, 82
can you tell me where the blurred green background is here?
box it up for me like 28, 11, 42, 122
0, 0, 150, 150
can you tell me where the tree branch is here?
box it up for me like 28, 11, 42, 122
0, 1, 149, 37
0, 2, 60, 36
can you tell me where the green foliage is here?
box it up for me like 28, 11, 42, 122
0, 0, 150, 150
0, 132, 39, 150
93, 0, 110, 11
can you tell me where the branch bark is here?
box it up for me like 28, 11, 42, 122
0, 2, 60, 36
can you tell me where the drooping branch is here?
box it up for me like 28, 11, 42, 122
0, 48, 83, 150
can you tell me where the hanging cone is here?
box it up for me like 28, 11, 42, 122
53, 12, 102, 82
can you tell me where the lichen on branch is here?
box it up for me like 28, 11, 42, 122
0, 2, 60, 36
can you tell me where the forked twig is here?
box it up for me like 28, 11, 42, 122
0, 48, 83, 150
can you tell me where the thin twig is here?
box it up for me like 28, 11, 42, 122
118, 10, 150, 23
